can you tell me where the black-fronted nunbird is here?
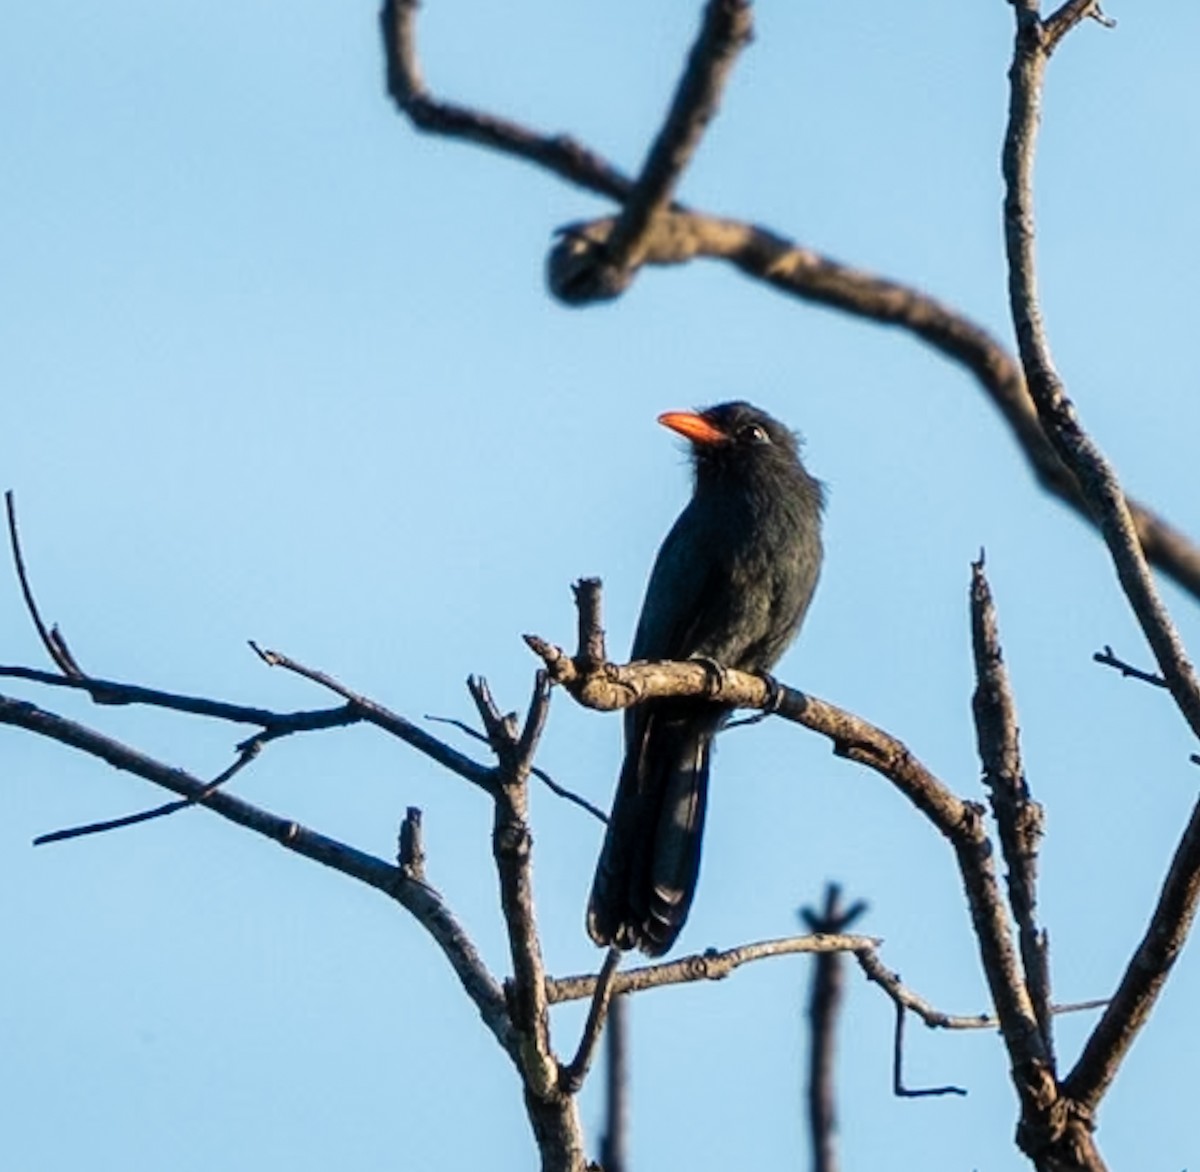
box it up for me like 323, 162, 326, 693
587, 401, 825, 956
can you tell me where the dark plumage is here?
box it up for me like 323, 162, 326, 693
587, 401, 825, 956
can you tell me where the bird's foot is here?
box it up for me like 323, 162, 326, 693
758, 671, 785, 714
725, 672, 783, 730
689, 655, 729, 699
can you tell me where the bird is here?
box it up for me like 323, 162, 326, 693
587, 401, 825, 957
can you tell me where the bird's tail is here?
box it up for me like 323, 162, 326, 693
587, 709, 716, 957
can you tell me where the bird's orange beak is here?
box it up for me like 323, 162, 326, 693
657, 411, 727, 446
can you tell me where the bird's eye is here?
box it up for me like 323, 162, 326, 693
739, 423, 770, 444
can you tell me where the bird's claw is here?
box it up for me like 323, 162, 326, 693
690, 656, 728, 699
758, 671, 784, 714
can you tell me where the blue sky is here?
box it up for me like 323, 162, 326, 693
3, 2, 1199, 1169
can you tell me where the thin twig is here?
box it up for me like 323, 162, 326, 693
5, 491, 83, 677
1092, 645, 1169, 690
1043, 0, 1116, 51
34, 743, 260, 845
0, 662, 361, 735
891, 1003, 968, 1099
1063, 795, 1200, 1112
560, 947, 621, 1093
1, 689, 518, 1060
857, 949, 1105, 1032
251, 643, 496, 792
425, 712, 607, 823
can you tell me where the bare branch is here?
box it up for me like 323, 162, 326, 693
0, 689, 517, 1060
546, 933, 879, 1004
527, 630, 971, 834
1000, 8, 1167, 1165
891, 1003, 968, 1099
0, 663, 361, 744
1002, 3, 1200, 741
251, 643, 496, 792
1063, 795, 1200, 1112
559, 948, 621, 1094
479, 674, 558, 1098
857, 949, 992, 1032
600, 994, 630, 1172
532, 584, 1048, 1098
377, 4, 1200, 602
1092, 645, 1168, 690
970, 559, 1053, 1063
1043, 0, 1116, 52
548, 212, 1200, 602
34, 742, 261, 846
556, 1, 754, 301
379, 0, 630, 202
6, 491, 84, 678
801, 885, 867, 1172
425, 711, 607, 823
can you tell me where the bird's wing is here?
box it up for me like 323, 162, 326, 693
630, 497, 726, 663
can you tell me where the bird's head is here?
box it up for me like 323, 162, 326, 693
658, 401, 806, 485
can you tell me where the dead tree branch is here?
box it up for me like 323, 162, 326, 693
376, 4, 1200, 603
1001, 7, 1200, 1164
532, 577, 1053, 1152
970, 558, 1053, 1062
554, 0, 754, 302
890, 1003, 968, 1099
546, 932, 878, 1004
0, 690, 518, 1060
801, 885, 867, 1172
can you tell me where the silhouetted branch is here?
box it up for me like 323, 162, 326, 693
600, 993, 630, 1172
1063, 796, 1200, 1114
251, 642, 496, 792
467, 671, 587, 1166
560, 947, 621, 1093
856, 949, 1104, 1035
1001, 6, 1160, 1166
533, 577, 1051, 1135
1092, 645, 1168, 690
554, 0, 753, 302
426, 711, 607, 822
376, 7, 1200, 602
0, 663, 360, 745
5, 491, 84, 678
970, 559, 1053, 1063
891, 1003, 968, 1099
33, 741, 261, 845
801, 885, 867, 1172
379, 0, 630, 201
0, 689, 518, 1060
856, 948, 992, 1031
1003, 4, 1200, 741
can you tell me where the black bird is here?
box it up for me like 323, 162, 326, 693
587, 401, 824, 956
